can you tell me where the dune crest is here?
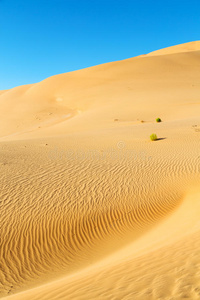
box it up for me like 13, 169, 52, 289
147, 40, 200, 56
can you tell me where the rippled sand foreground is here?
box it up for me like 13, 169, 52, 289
0, 41, 200, 299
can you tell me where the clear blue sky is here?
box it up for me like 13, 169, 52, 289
0, 0, 200, 90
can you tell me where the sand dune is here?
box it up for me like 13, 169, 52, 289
0, 41, 200, 299
148, 40, 200, 56
0, 41, 200, 141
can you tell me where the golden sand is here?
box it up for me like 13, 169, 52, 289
0, 41, 200, 299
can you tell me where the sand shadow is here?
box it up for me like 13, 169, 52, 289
156, 137, 167, 141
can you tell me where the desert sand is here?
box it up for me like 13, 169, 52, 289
0, 41, 200, 300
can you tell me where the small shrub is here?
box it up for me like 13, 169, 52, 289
156, 118, 161, 123
150, 133, 157, 141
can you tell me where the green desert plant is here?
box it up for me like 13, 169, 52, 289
156, 118, 161, 122
150, 133, 157, 141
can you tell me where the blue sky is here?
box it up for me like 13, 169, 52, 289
0, 0, 200, 90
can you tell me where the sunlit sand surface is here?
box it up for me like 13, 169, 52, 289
0, 41, 200, 299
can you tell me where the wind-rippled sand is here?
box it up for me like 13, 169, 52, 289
0, 41, 200, 299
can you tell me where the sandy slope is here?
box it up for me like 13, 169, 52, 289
0, 41, 200, 299
148, 40, 200, 56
